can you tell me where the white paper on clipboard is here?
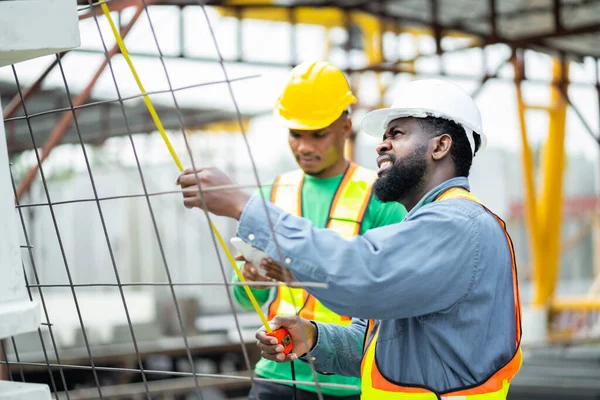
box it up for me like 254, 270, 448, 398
230, 237, 269, 277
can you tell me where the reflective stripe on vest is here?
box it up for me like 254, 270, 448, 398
360, 187, 523, 400
268, 163, 377, 324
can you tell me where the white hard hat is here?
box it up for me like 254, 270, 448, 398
361, 79, 486, 156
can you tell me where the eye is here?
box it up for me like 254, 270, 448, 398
314, 131, 329, 139
290, 132, 301, 139
384, 129, 403, 140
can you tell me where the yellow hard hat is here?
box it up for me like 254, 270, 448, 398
275, 61, 357, 130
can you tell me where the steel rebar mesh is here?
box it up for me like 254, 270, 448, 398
1, 3, 337, 399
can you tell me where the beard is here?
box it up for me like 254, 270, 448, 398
373, 144, 428, 203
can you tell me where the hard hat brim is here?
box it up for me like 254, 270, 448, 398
361, 108, 430, 139
361, 108, 487, 154
274, 110, 342, 131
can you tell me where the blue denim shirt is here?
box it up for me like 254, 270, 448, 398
237, 177, 517, 392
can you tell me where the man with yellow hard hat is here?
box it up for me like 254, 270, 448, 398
231, 61, 407, 399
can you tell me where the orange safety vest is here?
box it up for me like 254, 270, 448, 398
360, 187, 522, 400
268, 162, 377, 324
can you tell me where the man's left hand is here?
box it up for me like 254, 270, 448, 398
177, 167, 250, 220
261, 258, 297, 283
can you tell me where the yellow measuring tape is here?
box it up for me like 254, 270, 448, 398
100, 2, 272, 332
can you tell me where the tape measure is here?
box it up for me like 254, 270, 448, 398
268, 327, 293, 355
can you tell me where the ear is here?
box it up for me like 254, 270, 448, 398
342, 116, 353, 140
431, 134, 452, 161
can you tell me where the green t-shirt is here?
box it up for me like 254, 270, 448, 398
232, 169, 407, 396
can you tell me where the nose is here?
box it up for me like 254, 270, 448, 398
297, 139, 315, 154
376, 139, 391, 155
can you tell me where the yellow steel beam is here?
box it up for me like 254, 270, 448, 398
550, 299, 600, 312
514, 57, 569, 309
352, 12, 382, 65
218, 6, 343, 26
525, 104, 560, 112
513, 60, 544, 306
223, 0, 277, 4
537, 59, 569, 306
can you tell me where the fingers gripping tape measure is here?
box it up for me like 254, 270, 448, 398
268, 327, 293, 355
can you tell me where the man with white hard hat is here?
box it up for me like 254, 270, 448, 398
178, 79, 522, 399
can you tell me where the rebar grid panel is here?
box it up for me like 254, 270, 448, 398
1, 2, 334, 399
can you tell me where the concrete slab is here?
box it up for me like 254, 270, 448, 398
0, 381, 50, 400
0, 96, 42, 339
0, 0, 80, 67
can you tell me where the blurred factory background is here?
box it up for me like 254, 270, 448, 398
1, 0, 600, 399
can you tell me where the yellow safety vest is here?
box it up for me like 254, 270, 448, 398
360, 188, 523, 400
268, 162, 377, 324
